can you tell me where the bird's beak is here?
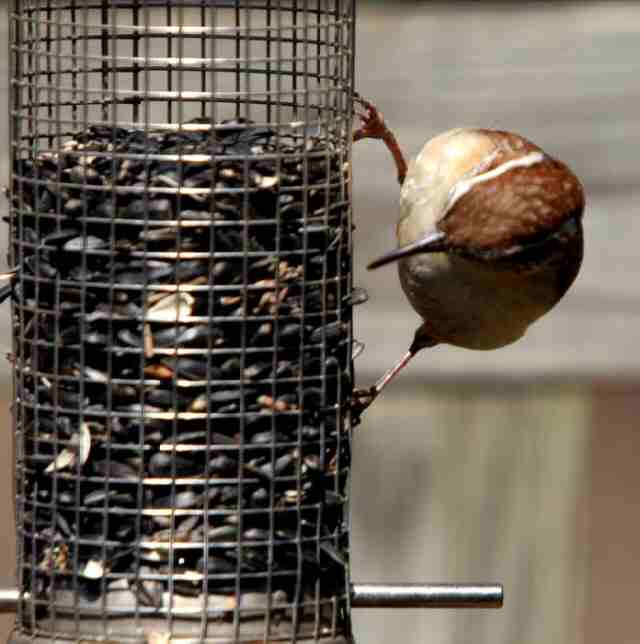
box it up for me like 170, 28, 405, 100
367, 231, 449, 270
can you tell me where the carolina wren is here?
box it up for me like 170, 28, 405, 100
352, 95, 585, 416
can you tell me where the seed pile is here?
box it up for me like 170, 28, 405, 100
10, 120, 355, 626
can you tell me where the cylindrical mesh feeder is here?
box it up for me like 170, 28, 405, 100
9, 2, 355, 643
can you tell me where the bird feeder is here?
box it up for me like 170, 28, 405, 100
5, 2, 501, 643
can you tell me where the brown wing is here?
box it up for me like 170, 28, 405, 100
438, 154, 585, 253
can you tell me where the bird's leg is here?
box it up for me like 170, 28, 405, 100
350, 325, 437, 424
353, 93, 408, 185
350, 350, 416, 424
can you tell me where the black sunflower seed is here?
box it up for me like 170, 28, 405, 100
12, 119, 352, 611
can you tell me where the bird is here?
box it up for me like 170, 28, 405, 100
351, 95, 585, 417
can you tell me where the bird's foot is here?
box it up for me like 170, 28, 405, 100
352, 93, 407, 185
353, 93, 389, 142
350, 385, 378, 427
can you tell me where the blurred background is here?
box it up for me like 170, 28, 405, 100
349, 2, 640, 644
1, 1, 639, 643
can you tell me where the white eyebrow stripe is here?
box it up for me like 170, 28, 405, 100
445, 151, 545, 214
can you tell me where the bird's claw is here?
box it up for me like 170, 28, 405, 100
353, 93, 389, 142
350, 385, 377, 426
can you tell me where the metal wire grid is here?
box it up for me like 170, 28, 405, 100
9, 1, 356, 642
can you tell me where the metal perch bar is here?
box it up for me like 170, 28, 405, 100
351, 583, 503, 609
0, 584, 504, 612
0, 589, 20, 612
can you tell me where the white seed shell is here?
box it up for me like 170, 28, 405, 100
147, 292, 195, 322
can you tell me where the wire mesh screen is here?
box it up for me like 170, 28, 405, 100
8, 1, 355, 642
